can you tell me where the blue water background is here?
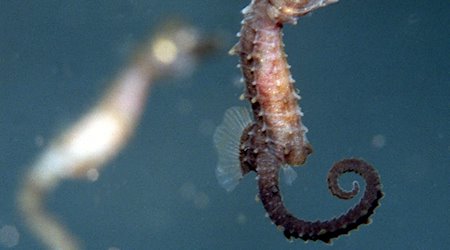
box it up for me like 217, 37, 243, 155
1, 1, 449, 249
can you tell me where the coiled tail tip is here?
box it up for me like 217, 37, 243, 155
258, 156, 383, 243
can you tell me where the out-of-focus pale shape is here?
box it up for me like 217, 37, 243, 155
371, 134, 386, 149
34, 135, 45, 147
18, 20, 215, 250
30, 111, 125, 186
193, 191, 210, 209
86, 169, 99, 182
236, 213, 247, 225
179, 181, 209, 209
179, 182, 197, 201
281, 165, 298, 185
152, 38, 178, 64
0, 225, 20, 248
67, 112, 122, 159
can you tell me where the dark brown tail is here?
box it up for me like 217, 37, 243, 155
257, 157, 383, 243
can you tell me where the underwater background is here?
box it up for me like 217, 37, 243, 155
1, 0, 449, 249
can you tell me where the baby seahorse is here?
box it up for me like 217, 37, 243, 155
214, 0, 383, 243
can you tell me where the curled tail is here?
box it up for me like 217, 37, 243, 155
257, 155, 383, 243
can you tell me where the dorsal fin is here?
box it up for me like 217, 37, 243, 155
213, 106, 252, 192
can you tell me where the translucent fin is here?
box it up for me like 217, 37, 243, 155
282, 165, 298, 186
213, 106, 253, 192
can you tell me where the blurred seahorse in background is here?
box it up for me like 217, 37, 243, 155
17, 21, 216, 250
214, 0, 383, 243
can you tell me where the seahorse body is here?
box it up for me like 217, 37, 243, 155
214, 0, 383, 243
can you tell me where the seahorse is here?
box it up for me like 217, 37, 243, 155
214, 0, 383, 243
18, 21, 216, 250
